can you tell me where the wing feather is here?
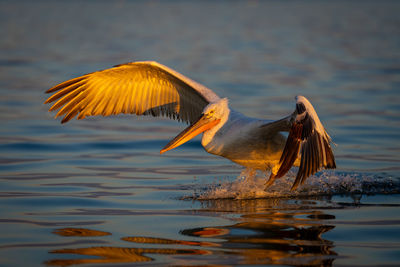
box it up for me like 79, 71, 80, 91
266, 95, 336, 190
59, 91, 88, 119
54, 89, 84, 117
44, 79, 87, 104
46, 76, 87, 93
81, 76, 103, 116
48, 83, 86, 112
45, 61, 220, 124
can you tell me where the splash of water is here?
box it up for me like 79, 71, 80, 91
197, 171, 400, 200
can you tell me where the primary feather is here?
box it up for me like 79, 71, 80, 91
45, 61, 220, 124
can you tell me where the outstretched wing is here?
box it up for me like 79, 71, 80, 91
45, 61, 220, 124
267, 95, 336, 190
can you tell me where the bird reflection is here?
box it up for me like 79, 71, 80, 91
46, 198, 337, 266
122, 236, 220, 247
187, 198, 337, 266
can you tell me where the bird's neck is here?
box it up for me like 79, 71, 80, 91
201, 107, 231, 147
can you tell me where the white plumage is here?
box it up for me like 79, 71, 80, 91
45, 61, 336, 190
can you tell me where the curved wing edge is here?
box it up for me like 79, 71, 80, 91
45, 61, 221, 124
265, 95, 336, 190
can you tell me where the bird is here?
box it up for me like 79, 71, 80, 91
44, 61, 336, 190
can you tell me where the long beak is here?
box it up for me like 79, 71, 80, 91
160, 115, 220, 154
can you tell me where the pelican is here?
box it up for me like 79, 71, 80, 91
44, 61, 336, 190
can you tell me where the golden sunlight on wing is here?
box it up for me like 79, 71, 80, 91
45, 61, 220, 124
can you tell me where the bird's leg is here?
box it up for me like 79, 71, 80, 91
239, 168, 256, 182
264, 164, 279, 190
264, 173, 276, 190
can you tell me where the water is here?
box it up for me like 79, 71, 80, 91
1, 1, 400, 266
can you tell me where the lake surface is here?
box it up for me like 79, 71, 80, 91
1, 1, 400, 266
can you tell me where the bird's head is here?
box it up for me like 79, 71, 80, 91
202, 97, 229, 121
160, 98, 229, 154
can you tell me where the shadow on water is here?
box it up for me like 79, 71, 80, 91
45, 198, 337, 266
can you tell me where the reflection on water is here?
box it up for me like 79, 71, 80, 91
122, 236, 220, 247
182, 221, 336, 265
47, 246, 208, 266
1, 0, 400, 266
53, 228, 111, 237
195, 199, 337, 266
47, 198, 337, 266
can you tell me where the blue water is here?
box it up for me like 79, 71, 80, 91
1, 1, 400, 266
